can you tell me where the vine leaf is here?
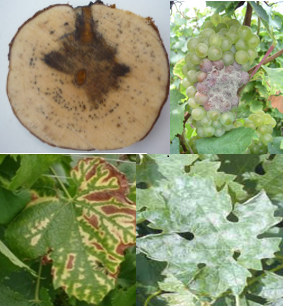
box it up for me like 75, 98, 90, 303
0, 284, 30, 306
254, 271, 283, 302
137, 176, 281, 298
248, 155, 283, 196
188, 159, 247, 201
170, 89, 186, 141
0, 241, 37, 277
158, 274, 197, 306
5, 158, 136, 305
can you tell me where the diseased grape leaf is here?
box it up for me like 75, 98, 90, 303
158, 274, 198, 306
5, 158, 136, 305
111, 284, 136, 306
137, 176, 281, 298
248, 155, 283, 196
254, 272, 283, 302
188, 159, 247, 201
170, 137, 180, 154
137, 154, 198, 187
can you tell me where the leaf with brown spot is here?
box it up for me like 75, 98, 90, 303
269, 94, 283, 113
5, 157, 136, 305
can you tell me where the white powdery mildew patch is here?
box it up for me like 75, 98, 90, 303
204, 66, 244, 112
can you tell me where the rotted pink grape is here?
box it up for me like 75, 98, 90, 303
197, 82, 209, 94
212, 59, 225, 70
199, 58, 213, 72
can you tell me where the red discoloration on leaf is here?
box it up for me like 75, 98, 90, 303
67, 254, 75, 269
101, 205, 135, 217
85, 160, 100, 181
92, 242, 104, 251
84, 214, 99, 229
116, 242, 135, 256
108, 255, 117, 261
108, 270, 119, 279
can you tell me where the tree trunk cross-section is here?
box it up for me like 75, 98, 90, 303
7, 1, 169, 150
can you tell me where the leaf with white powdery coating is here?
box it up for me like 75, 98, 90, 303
137, 176, 281, 298
249, 155, 283, 196
5, 158, 136, 305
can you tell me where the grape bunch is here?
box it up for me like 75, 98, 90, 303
183, 13, 260, 138
242, 110, 276, 153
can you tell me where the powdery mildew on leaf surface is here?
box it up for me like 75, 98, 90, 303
5, 157, 136, 304
137, 175, 281, 298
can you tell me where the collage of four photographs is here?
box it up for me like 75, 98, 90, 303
0, 0, 283, 306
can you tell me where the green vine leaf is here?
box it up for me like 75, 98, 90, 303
0, 241, 37, 277
5, 158, 136, 305
248, 155, 283, 197
137, 176, 281, 298
256, 271, 283, 302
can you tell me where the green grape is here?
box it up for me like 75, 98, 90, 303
258, 147, 268, 154
233, 121, 243, 128
263, 114, 272, 124
225, 30, 239, 44
255, 131, 262, 141
192, 107, 206, 121
261, 134, 273, 145
182, 77, 192, 89
187, 70, 198, 83
235, 50, 249, 64
216, 23, 227, 32
251, 144, 260, 154
224, 124, 234, 131
196, 71, 207, 82
207, 110, 220, 121
237, 25, 252, 40
270, 117, 277, 128
208, 46, 223, 61
211, 13, 221, 26
214, 127, 225, 137
188, 97, 200, 109
200, 116, 212, 127
187, 37, 201, 52
195, 92, 208, 105
196, 127, 205, 137
192, 119, 202, 127
245, 148, 251, 154
203, 126, 215, 137
235, 39, 248, 51
230, 45, 236, 54
220, 112, 234, 126
203, 20, 214, 29
212, 120, 222, 129
195, 43, 209, 58
227, 19, 241, 28
182, 63, 188, 75
257, 124, 273, 134
201, 37, 210, 47
190, 52, 201, 65
185, 53, 191, 63
186, 86, 197, 98
186, 60, 196, 71
247, 34, 260, 48
253, 115, 264, 127
221, 37, 232, 51
200, 28, 215, 38
221, 16, 231, 25
230, 24, 241, 32
241, 61, 250, 72
255, 110, 265, 116
247, 48, 258, 61
222, 51, 235, 66
209, 34, 223, 47
244, 120, 256, 130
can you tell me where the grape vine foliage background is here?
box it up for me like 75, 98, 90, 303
137, 154, 283, 306
0, 154, 136, 306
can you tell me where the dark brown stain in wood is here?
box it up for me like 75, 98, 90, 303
42, 5, 130, 109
